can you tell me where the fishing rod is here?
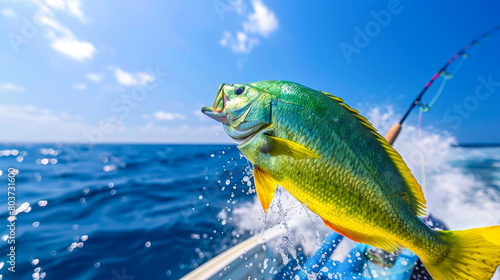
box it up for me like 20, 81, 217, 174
385, 25, 500, 145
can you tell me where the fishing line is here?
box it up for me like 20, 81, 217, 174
398, 25, 500, 125
417, 108, 427, 196
427, 53, 467, 109
416, 53, 468, 195
385, 25, 499, 146
416, 56, 467, 195
385, 25, 500, 202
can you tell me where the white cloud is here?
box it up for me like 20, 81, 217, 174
66, 0, 86, 23
61, 111, 82, 120
145, 111, 186, 121
220, 31, 259, 53
1, 8, 16, 17
73, 83, 86, 90
220, 0, 278, 54
231, 0, 246, 14
52, 37, 95, 62
38, 15, 71, 36
86, 73, 103, 82
36, 15, 95, 61
0, 82, 25, 93
0, 104, 74, 123
243, 0, 278, 37
14, 1, 96, 61
0, 104, 87, 142
113, 67, 154, 87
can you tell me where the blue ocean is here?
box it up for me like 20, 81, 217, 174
0, 142, 499, 280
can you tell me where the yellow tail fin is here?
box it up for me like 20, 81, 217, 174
423, 226, 500, 280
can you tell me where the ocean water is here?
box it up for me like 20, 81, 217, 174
0, 111, 499, 280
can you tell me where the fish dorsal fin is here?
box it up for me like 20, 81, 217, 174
322, 219, 401, 253
253, 166, 278, 213
266, 135, 320, 159
321, 91, 427, 216
321, 91, 376, 130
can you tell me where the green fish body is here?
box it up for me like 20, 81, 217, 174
202, 80, 500, 280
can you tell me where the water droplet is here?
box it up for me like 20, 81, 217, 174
94, 262, 100, 268
222, 220, 226, 225
103, 165, 116, 172
210, 154, 215, 157
225, 180, 230, 185
166, 270, 172, 276
81, 235, 88, 242
16, 202, 30, 214
38, 200, 48, 207
198, 195, 203, 200
32, 259, 39, 266
145, 241, 151, 248
41, 158, 49, 165
32, 221, 40, 228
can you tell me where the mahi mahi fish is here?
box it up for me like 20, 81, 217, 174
201, 81, 500, 280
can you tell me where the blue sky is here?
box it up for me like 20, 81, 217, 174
1, 0, 499, 144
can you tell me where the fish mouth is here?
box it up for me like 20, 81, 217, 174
201, 105, 263, 143
201, 106, 229, 124
201, 83, 266, 144
201, 83, 230, 124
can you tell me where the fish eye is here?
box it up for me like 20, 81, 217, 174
235, 86, 245, 95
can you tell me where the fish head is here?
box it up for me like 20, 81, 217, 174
201, 83, 275, 143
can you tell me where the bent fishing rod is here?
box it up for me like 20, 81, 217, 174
385, 25, 500, 145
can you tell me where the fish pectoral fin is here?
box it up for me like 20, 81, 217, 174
265, 135, 320, 159
253, 166, 278, 213
322, 219, 401, 253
